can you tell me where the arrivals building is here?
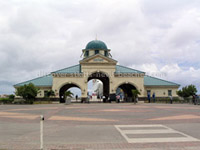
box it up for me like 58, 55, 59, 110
14, 40, 179, 102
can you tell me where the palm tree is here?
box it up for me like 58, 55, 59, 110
131, 89, 141, 104
64, 90, 74, 104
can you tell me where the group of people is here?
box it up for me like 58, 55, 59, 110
147, 92, 156, 103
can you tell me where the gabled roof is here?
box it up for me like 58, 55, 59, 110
144, 76, 179, 87
14, 65, 179, 88
14, 75, 53, 87
115, 65, 145, 74
52, 64, 81, 74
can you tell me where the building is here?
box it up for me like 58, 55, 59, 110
14, 40, 180, 102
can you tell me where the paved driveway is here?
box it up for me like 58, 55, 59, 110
0, 103, 200, 149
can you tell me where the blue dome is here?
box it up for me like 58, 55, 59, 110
86, 40, 108, 50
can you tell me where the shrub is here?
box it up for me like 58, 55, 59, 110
0, 98, 14, 104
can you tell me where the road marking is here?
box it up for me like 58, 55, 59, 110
0, 115, 38, 119
149, 115, 200, 120
49, 116, 117, 122
0, 111, 39, 120
100, 109, 127, 112
5, 107, 58, 111
115, 124, 200, 143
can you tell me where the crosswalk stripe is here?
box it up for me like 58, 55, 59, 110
127, 137, 199, 143
122, 129, 176, 134
115, 124, 200, 143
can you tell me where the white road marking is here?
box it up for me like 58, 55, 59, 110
115, 124, 200, 143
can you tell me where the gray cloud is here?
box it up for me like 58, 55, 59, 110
0, 0, 200, 94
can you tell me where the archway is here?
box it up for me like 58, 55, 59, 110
59, 83, 81, 103
116, 83, 137, 102
88, 72, 109, 102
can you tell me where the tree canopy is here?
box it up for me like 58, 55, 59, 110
177, 84, 197, 98
131, 89, 141, 103
15, 83, 39, 103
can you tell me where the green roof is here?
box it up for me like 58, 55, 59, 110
144, 76, 179, 86
52, 64, 81, 74
14, 65, 179, 88
86, 40, 108, 50
14, 75, 53, 87
115, 65, 145, 74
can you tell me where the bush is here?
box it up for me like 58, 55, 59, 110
0, 98, 14, 104
146, 97, 190, 104
9, 94, 15, 100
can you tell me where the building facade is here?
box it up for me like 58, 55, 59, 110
14, 40, 180, 102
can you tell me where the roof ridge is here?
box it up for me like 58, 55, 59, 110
14, 74, 52, 86
116, 65, 145, 73
52, 64, 80, 73
145, 75, 180, 86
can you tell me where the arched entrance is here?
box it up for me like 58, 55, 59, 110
116, 83, 137, 102
59, 83, 81, 103
88, 72, 109, 102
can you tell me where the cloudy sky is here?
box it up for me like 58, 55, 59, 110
0, 0, 200, 94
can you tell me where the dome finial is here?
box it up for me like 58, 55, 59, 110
95, 34, 97, 40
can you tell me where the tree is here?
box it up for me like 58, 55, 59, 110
15, 83, 39, 104
64, 90, 74, 99
177, 84, 197, 98
131, 89, 141, 104
64, 90, 74, 104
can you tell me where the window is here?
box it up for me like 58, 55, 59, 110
104, 51, 108, 56
85, 51, 89, 57
95, 50, 99, 54
168, 90, 172, 96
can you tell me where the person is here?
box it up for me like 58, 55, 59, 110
116, 95, 120, 103
194, 94, 198, 105
152, 92, 155, 103
147, 92, 151, 103
87, 92, 90, 103
75, 95, 78, 102
169, 95, 173, 104
192, 95, 195, 104
197, 95, 200, 105
134, 97, 138, 104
